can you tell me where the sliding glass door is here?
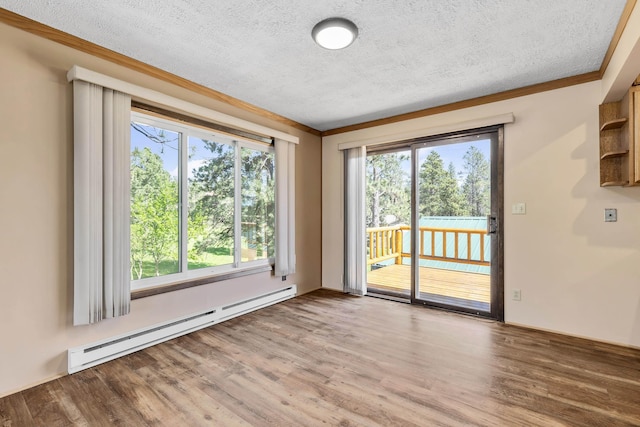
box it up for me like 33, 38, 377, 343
366, 127, 503, 319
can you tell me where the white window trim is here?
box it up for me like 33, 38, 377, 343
130, 112, 275, 291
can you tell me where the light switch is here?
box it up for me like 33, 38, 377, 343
604, 208, 617, 222
512, 203, 526, 215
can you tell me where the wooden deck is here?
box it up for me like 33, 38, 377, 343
367, 264, 490, 305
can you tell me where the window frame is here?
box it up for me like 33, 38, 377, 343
130, 111, 275, 291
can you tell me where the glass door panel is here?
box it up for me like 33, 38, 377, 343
413, 133, 494, 315
365, 149, 412, 299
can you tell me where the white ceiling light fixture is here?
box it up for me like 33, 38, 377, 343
312, 17, 358, 50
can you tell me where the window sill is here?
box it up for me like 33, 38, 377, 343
131, 264, 273, 300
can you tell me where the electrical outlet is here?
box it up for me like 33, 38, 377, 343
512, 289, 521, 301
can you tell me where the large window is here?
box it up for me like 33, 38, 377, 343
130, 112, 275, 289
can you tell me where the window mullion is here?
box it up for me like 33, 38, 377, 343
180, 132, 189, 273
233, 141, 242, 268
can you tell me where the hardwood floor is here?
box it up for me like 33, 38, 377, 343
2, 289, 640, 426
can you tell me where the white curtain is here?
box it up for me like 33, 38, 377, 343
344, 147, 367, 295
274, 139, 296, 277
73, 80, 131, 325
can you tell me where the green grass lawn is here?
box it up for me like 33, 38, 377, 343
133, 247, 234, 280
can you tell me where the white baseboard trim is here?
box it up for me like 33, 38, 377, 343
68, 285, 297, 374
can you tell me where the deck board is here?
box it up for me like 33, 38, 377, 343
367, 264, 490, 303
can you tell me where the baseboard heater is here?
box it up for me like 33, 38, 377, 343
68, 285, 297, 374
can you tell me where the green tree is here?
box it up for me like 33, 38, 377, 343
366, 153, 410, 228
130, 147, 179, 279
442, 162, 469, 216
188, 141, 235, 258
461, 146, 490, 216
188, 144, 274, 262
418, 151, 467, 216
240, 148, 275, 258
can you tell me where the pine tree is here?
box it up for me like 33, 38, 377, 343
461, 146, 490, 216
418, 151, 468, 216
366, 152, 410, 228
442, 162, 469, 216
188, 141, 236, 257
418, 151, 445, 216
240, 147, 275, 258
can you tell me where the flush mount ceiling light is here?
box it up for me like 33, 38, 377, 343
312, 17, 358, 50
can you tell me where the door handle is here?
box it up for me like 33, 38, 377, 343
486, 215, 497, 235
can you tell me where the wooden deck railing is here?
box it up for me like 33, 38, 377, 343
366, 225, 489, 267
366, 226, 407, 265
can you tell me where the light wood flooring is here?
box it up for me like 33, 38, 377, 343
2, 289, 640, 426
367, 264, 490, 303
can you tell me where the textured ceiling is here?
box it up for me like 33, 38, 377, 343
0, 1, 629, 131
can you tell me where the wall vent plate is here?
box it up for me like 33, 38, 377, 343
604, 208, 617, 222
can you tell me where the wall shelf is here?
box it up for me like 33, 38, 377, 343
600, 150, 629, 160
601, 180, 630, 187
598, 86, 640, 187
600, 118, 628, 132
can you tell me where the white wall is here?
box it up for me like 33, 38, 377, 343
0, 22, 322, 397
323, 80, 640, 347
